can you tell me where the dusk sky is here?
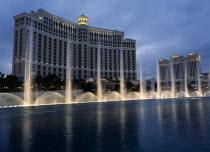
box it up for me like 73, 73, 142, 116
0, 0, 210, 79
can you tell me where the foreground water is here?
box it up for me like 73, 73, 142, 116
0, 98, 210, 152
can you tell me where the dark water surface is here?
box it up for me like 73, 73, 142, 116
0, 98, 210, 152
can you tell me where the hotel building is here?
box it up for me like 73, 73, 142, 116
12, 9, 136, 80
158, 53, 202, 83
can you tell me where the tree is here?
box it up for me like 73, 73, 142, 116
33, 75, 44, 91
72, 79, 86, 90
126, 81, 134, 92
0, 72, 5, 91
3, 75, 22, 92
43, 74, 61, 90
114, 84, 120, 92
83, 82, 96, 93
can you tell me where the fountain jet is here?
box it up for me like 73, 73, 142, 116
97, 40, 102, 101
66, 39, 72, 103
24, 26, 33, 105
139, 57, 145, 99
170, 60, 176, 98
120, 45, 125, 99
184, 60, 189, 97
197, 62, 202, 96
209, 65, 210, 92
157, 61, 161, 98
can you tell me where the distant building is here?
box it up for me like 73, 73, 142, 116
201, 73, 209, 82
201, 72, 209, 91
12, 9, 136, 80
158, 53, 202, 84
151, 77, 156, 91
170, 55, 185, 82
158, 59, 171, 83
186, 53, 201, 82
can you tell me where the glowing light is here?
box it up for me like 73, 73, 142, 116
77, 13, 88, 25
172, 55, 179, 58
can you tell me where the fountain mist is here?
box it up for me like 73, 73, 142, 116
120, 46, 125, 99
66, 40, 72, 103
157, 61, 161, 98
139, 57, 144, 99
151, 78, 155, 92
170, 60, 175, 98
97, 40, 102, 101
24, 27, 33, 105
197, 63, 202, 95
184, 60, 189, 97
209, 65, 210, 91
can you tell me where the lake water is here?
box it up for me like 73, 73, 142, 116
0, 98, 210, 152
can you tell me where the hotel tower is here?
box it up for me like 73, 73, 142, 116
12, 9, 136, 80
159, 53, 202, 83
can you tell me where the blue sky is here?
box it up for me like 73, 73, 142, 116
0, 0, 210, 78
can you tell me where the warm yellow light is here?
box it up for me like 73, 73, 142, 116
77, 13, 88, 25
172, 55, 179, 58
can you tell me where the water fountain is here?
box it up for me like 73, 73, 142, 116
97, 40, 102, 101
170, 60, 176, 98
157, 61, 161, 98
139, 57, 145, 99
36, 92, 66, 105
120, 44, 125, 100
1, 37, 210, 107
184, 60, 189, 97
24, 26, 33, 105
126, 92, 140, 100
0, 93, 23, 106
66, 39, 73, 103
144, 91, 158, 99
205, 65, 210, 97
76, 92, 98, 103
106, 91, 123, 101
197, 63, 202, 96
161, 91, 173, 99
151, 77, 155, 92
209, 65, 210, 92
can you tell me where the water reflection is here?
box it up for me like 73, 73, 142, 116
21, 108, 32, 152
96, 103, 103, 152
0, 99, 210, 152
119, 102, 126, 151
64, 105, 73, 152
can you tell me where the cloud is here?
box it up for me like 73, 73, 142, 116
0, 0, 210, 78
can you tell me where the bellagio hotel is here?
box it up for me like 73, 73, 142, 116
12, 9, 136, 80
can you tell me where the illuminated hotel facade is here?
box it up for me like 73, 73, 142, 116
12, 9, 136, 80
159, 53, 202, 83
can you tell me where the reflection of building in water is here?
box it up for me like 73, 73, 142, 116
7, 108, 32, 151
157, 102, 163, 134
21, 109, 32, 152
96, 103, 103, 151
197, 101, 205, 131
65, 106, 73, 152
